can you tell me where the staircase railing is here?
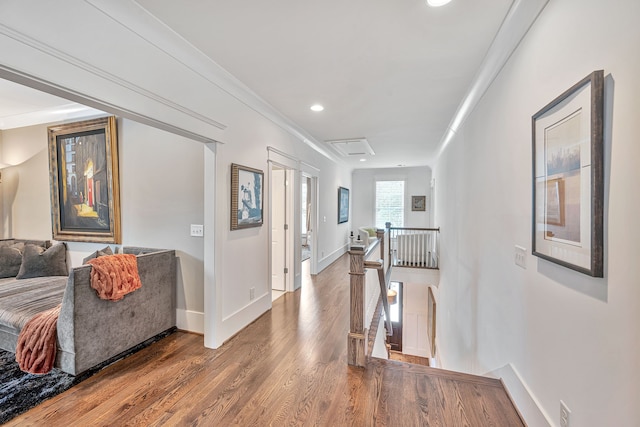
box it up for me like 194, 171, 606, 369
386, 224, 440, 269
348, 229, 393, 367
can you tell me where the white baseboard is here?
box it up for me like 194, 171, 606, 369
487, 363, 552, 427
176, 308, 204, 334
318, 243, 348, 272
403, 346, 430, 358
217, 292, 271, 346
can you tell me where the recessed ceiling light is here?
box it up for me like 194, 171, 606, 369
427, 0, 452, 7
310, 104, 324, 112
360, 158, 367, 162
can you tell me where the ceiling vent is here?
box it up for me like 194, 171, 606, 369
326, 138, 375, 157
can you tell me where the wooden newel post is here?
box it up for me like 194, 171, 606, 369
348, 246, 367, 367
376, 228, 385, 269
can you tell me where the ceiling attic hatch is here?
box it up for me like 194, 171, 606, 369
326, 138, 375, 157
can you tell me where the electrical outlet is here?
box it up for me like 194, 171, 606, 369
514, 245, 526, 269
250, 287, 255, 300
190, 224, 204, 237
560, 400, 571, 427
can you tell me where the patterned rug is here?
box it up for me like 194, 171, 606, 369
0, 327, 175, 424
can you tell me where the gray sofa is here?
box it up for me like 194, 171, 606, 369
0, 242, 176, 375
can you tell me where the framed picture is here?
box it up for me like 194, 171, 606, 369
47, 116, 121, 243
338, 186, 349, 224
532, 70, 604, 277
411, 195, 426, 211
231, 163, 264, 230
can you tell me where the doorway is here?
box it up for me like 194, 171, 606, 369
387, 281, 403, 352
267, 150, 320, 298
301, 175, 312, 265
271, 166, 287, 301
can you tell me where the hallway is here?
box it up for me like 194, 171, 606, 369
9, 254, 524, 426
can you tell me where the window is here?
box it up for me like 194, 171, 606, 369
375, 180, 404, 229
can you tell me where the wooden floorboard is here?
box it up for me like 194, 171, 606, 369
7, 255, 524, 426
389, 351, 430, 366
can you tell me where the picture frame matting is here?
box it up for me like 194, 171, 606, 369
531, 70, 604, 277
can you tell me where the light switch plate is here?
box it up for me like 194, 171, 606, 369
515, 245, 526, 269
190, 224, 204, 237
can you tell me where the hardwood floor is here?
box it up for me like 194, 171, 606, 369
8, 255, 524, 426
389, 351, 430, 367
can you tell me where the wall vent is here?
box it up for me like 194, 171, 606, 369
326, 138, 375, 157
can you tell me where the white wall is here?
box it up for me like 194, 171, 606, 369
118, 120, 205, 329
0, 118, 206, 331
433, 0, 640, 425
0, 110, 353, 345
211, 103, 352, 345
0, 124, 51, 239
352, 166, 432, 230
0, 1, 353, 346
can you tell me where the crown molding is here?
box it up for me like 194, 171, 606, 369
87, 0, 340, 163
434, 0, 550, 162
0, 21, 227, 133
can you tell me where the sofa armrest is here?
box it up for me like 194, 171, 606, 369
57, 250, 176, 375
358, 227, 378, 247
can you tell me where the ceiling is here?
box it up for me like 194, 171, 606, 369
0, 79, 104, 131
0, 0, 515, 169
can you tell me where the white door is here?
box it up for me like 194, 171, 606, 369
271, 168, 286, 291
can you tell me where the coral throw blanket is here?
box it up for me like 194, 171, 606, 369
16, 305, 61, 374
87, 254, 142, 302
16, 254, 141, 373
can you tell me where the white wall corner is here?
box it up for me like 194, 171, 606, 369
318, 243, 348, 272
176, 309, 205, 334
487, 363, 553, 427
217, 292, 271, 347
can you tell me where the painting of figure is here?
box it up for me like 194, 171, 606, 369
48, 117, 120, 243
231, 164, 263, 230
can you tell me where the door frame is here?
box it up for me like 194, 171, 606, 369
388, 281, 403, 352
300, 163, 319, 276
268, 160, 296, 293
267, 148, 320, 292
270, 166, 287, 292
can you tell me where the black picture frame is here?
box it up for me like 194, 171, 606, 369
338, 186, 349, 224
532, 70, 604, 277
231, 163, 264, 230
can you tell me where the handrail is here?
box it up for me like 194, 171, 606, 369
386, 225, 440, 269
364, 260, 393, 337
347, 228, 389, 367
388, 227, 441, 232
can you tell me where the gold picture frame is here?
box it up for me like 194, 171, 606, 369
47, 116, 121, 243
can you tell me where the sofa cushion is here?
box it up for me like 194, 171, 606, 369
16, 243, 68, 279
0, 239, 49, 249
0, 243, 25, 279
82, 246, 114, 265
0, 240, 16, 248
